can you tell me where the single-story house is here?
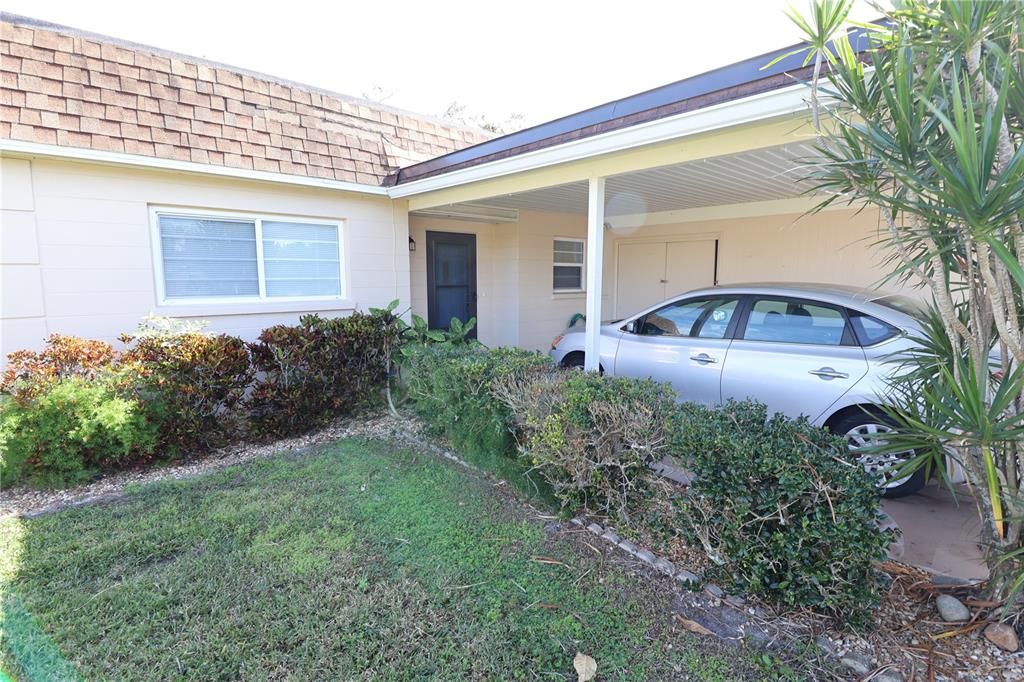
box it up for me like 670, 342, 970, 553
1, 13, 900, 367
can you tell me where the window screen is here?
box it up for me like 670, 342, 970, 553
553, 239, 584, 291
159, 216, 259, 298
157, 212, 343, 302
262, 221, 342, 297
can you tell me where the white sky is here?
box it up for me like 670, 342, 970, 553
5, 0, 881, 127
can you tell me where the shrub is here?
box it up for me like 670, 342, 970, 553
495, 371, 679, 521
0, 376, 157, 488
120, 329, 253, 453
247, 311, 402, 437
673, 400, 892, 627
403, 343, 553, 458
1, 334, 116, 399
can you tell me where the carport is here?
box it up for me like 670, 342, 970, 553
386, 25, 989, 582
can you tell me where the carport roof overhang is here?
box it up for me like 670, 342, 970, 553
390, 24, 874, 211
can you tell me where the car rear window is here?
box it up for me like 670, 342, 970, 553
848, 310, 899, 346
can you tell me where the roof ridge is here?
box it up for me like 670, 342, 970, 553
0, 11, 489, 136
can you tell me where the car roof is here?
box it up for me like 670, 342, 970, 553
657, 282, 925, 328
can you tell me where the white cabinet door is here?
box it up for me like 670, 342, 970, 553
615, 239, 717, 317
666, 240, 716, 298
615, 242, 666, 317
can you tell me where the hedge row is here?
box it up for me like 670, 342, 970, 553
0, 311, 403, 489
402, 343, 893, 628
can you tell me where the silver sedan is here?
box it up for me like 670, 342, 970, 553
549, 283, 927, 497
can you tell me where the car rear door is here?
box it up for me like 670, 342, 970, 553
612, 296, 741, 406
719, 296, 868, 422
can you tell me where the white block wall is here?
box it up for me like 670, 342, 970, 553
0, 156, 410, 362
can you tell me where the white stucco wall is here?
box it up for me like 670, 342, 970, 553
0, 156, 410, 361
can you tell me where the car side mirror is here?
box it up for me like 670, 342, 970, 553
623, 320, 638, 334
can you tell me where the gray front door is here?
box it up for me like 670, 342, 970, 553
426, 231, 477, 338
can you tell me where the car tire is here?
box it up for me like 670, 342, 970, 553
829, 410, 926, 498
561, 353, 585, 369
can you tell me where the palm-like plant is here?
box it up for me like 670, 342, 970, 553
787, 0, 1024, 606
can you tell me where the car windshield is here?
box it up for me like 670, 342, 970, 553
871, 294, 928, 321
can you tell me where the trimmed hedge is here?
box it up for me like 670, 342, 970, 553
401, 343, 556, 500
0, 310, 404, 487
673, 400, 892, 627
409, 345, 892, 627
121, 331, 253, 453
247, 312, 402, 438
0, 376, 157, 488
495, 369, 678, 521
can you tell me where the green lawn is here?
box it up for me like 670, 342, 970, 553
1, 439, 775, 680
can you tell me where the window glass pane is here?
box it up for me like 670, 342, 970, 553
553, 265, 582, 290
743, 298, 848, 345
553, 239, 584, 264
262, 221, 341, 297
849, 312, 897, 346
159, 215, 259, 298
640, 298, 737, 338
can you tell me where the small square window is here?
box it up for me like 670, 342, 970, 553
553, 238, 584, 291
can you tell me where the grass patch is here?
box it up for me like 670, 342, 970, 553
2, 439, 772, 680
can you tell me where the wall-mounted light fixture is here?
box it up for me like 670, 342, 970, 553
408, 236, 416, 252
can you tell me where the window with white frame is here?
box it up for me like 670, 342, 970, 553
553, 238, 584, 292
154, 210, 344, 303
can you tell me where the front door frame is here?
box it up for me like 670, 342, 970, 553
425, 230, 478, 338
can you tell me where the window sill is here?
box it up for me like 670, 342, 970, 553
154, 298, 356, 317
552, 291, 586, 300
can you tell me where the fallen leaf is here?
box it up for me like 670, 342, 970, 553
676, 616, 714, 636
573, 652, 597, 681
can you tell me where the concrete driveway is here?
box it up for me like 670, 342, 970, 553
882, 482, 988, 582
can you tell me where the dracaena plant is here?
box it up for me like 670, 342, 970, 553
788, 0, 1024, 605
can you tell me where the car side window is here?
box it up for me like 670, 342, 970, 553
742, 298, 850, 346
848, 311, 898, 346
639, 298, 738, 339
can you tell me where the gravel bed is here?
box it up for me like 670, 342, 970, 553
1, 409, 421, 519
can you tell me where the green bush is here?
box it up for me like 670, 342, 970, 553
402, 344, 553, 456
495, 370, 679, 521
120, 330, 253, 453
673, 400, 892, 627
0, 376, 157, 488
247, 311, 402, 437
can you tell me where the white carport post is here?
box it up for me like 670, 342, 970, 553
584, 176, 606, 372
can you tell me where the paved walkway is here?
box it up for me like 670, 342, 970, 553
882, 482, 988, 582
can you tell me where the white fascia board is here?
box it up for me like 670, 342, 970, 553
0, 139, 389, 196
388, 84, 812, 199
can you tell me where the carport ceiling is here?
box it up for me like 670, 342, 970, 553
416, 141, 822, 219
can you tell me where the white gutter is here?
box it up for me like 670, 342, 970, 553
0, 139, 389, 196
387, 84, 811, 198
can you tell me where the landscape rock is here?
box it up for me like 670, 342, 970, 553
874, 669, 904, 682
935, 594, 971, 622
635, 549, 656, 565
616, 540, 638, 556
704, 583, 725, 598
675, 570, 699, 585
983, 623, 1020, 652
652, 557, 675, 576
840, 653, 873, 676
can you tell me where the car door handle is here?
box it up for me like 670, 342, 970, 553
690, 353, 718, 364
809, 367, 849, 380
